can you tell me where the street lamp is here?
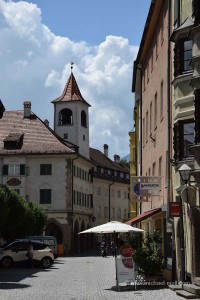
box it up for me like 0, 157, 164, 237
178, 163, 192, 184
177, 163, 192, 283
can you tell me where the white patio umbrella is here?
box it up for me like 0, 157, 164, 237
78, 221, 143, 234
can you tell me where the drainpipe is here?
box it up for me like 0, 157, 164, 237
108, 181, 114, 221
135, 64, 143, 215
70, 153, 79, 255
167, 0, 176, 282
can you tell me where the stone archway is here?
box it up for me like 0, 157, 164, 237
45, 218, 63, 244
190, 207, 200, 285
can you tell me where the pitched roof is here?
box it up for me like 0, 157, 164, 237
52, 72, 91, 106
89, 147, 129, 183
0, 110, 75, 155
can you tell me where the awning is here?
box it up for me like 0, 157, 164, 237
125, 208, 162, 226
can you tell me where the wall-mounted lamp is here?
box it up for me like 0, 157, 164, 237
178, 163, 192, 185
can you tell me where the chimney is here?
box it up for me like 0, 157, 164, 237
114, 154, 120, 163
44, 119, 49, 127
23, 101, 31, 118
103, 144, 108, 157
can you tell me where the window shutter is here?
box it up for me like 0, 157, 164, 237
3, 165, 8, 175
194, 89, 200, 144
20, 164, 25, 175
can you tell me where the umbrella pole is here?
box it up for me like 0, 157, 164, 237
114, 231, 120, 291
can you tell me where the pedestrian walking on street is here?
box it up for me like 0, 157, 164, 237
26, 241, 34, 267
110, 240, 117, 257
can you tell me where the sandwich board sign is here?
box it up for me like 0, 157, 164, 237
116, 257, 136, 290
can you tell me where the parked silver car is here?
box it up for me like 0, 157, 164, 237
0, 239, 54, 268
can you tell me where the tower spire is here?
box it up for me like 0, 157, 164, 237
71, 62, 74, 73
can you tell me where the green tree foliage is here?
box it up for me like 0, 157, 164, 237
0, 185, 47, 240
131, 230, 165, 276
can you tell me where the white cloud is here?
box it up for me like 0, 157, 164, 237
0, 0, 138, 159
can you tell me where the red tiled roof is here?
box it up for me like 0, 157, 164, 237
125, 208, 162, 225
0, 110, 75, 155
52, 72, 91, 106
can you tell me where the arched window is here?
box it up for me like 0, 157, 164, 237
81, 110, 87, 127
59, 109, 73, 125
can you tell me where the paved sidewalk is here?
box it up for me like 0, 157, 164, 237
0, 254, 184, 300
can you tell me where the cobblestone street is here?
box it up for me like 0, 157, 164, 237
0, 253, 184, 300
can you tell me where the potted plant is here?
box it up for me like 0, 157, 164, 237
130, 230, 165, 280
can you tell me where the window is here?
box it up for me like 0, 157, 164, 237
174, 0, 180, 27
156, 37, 158, 59
160, 81, 164, 119
151, 52, 153, 72
174, 39, 192, 76
64, 133, 68, 139
117, 190, 121, 198
117, 208, 121, 219
104, 206, 108, 218
112, 208, 115, 219
3, 164, 25, 176
40, 189, 51, 204
40, 164, 52, 175
154, 92, 157, 129
97, 186, 101, 195
143, 117, 145, 145
81, 110, 87, 127
159, 157, 162, 190
150, 102, 152, 133
161, 12, 164, 44
193, 0, 200, 26
159, 157, 162, 177
59, 108, 72, 125
146, 111, 148, 141
173, 119, 194, 161
152, 162, 156, 176
183, 122, 194, 157
97, 206, 101, 219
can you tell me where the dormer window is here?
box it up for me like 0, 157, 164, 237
3, 133, 24, 150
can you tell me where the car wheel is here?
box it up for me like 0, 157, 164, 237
41, 257, 52, 269
1, 257, 13, 268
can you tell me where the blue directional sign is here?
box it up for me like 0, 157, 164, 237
133, 182, 140, 196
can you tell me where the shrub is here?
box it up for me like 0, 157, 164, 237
131, 230, 165, 276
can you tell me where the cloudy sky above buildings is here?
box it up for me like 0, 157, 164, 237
0, 0, 150, 159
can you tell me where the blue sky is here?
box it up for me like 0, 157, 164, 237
16, 0, 150, 45
0, 0, 151, 159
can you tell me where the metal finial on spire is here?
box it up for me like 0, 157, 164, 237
71, 62, 74, 72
